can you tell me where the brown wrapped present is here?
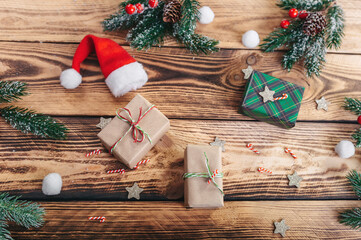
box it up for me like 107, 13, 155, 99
97, 94, 170, 169
184, 145, 224, 208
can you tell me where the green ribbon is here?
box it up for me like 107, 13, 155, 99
183, 152, 224, 195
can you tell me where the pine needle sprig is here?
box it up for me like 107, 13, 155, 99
0, 81, 28, 104
326, 5, 344, 49
304, 33, 327, 77
178, 0, 200, 34
346, 170, 361, 198
277, 0, 335, 11
352, 128, 361, 148
344, 98, 361, 115
0, 219, 12, 240
340, 208, 361, 230
0, 106, 67, 140
0, 193, 45, 230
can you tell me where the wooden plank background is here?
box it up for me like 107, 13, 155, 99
0, 0, 360, 239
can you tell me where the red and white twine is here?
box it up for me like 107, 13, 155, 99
88, 216, 106, 223
207, 169, 219, 184
284, 148, 297, 159
258, 167, 272, 174
246, 143, 260, 154
106, 169, 125, 174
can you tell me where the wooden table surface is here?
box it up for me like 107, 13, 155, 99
1, 0, 361, 239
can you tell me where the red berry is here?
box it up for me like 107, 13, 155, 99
280, 20, 290, 29
148, 0, 158, 8
288, 8, 298, 18
125, 4, 136, 15
298, 10, 308, 19
135, 3, 144, 13
358, 115, 361, 125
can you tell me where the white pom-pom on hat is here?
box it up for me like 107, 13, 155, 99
242, 30, 260, 48
198, 6, 215, 24
60, 68, 82, 89
42, 173, 62, 196
335, 140, 355, 159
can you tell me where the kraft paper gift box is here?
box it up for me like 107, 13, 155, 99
184, 145, 224, 208
240, 70, 305, 129
98, 94, 170, 169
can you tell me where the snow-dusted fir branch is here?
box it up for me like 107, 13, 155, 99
103, 0, 219, 55
0, 192, 45, 240
261, 0, 344, 77
0, 81, 28, 103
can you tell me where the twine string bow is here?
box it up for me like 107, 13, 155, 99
109, 105, 156, 154
183, 152, 224, 195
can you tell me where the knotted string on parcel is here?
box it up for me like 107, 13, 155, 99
183, 152, 224, 195
109, 105, 156, 154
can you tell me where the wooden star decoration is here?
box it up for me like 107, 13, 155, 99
287, 171, 303, 188
315, 96, 330, 111
274, 219, 290, 237
242, 66, 253, 79
210, 137, 226, 152
126, 182, 144, 200
96, 117, 112, 129
259, 86, 275, 103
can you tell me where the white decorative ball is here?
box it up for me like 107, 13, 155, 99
335, 140, 355, 159
242, 30, 260, 48
60, 68, 82, 89
42, 173, 62, 196
198, 6, 215, 24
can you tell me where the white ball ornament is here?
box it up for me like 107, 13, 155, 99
242, 30, 260, 48
335, 140, 355, 159
198, 6, 215, 24
42, 173, 63, 196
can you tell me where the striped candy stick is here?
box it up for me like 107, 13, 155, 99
88, 216, 106, 223
133, 159, 150, 169
246, 143, 260, 154
107, 169, 126, 174
207, 169, 219, 184
284, 148, 297, 159
86, 149, 102, 157
258, 167, 272, 174
274, 93, 288, 101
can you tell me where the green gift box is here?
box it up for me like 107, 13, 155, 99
239, 70, 305, 129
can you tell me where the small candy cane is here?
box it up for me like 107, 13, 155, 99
274, 93, 288, 101
246, 143, 260, 154
133, 159, 150, 169
284, 148, 297, 159
107, 169, 125, 174
207, 169, 219, 184
88, 216, 106, 223
86, 149, 102, 157
258, 167, 272, 174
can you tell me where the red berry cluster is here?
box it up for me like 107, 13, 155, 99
280, 8, 309, 29
125, 0, 158, 15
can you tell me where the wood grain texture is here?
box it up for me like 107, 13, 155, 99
0, 42, 360, 121
8, 201, 361, 239
0, 0, 359, 53
0, 117, 359, 200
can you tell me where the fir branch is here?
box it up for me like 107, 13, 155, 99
326, 5, 344, 49
178, 0, 200, 34
277, 0, 335, 11
0, 192, 45, 229
346, 170, 361, 198
0, 106, 67, 140
176, 33, 219, 55
0, 81, 28, 104
303, 33, 327, 77
282, 30, 310, 71
344, 98, 361, 115
0, 219, 12, 240
352, 128, 361, 148
340, 208, 361, 230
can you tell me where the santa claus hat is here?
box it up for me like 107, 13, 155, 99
60, 34, 148, 97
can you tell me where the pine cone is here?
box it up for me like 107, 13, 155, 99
163, 0, 181, 23
303, 12, 327, 36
